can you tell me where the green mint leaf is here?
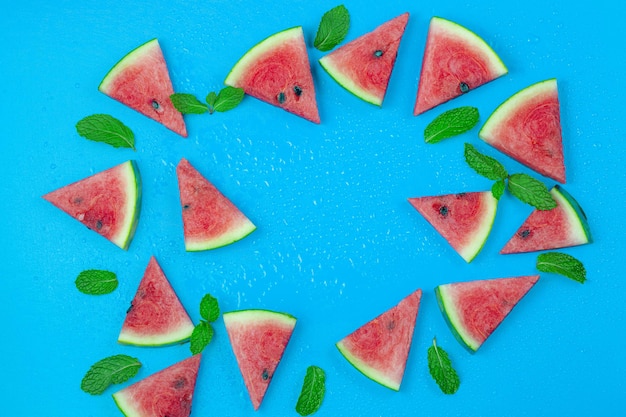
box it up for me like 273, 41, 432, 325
206, 91, 218, 114
507, 173, 557, 210
75, 269, 118, 295
424, 107, 480, 144
170, 93, 209, 114
213, 87, 245, 112
80, 354, 141, 395
537, 252, 586, 283
427, 338, 460, 395
314, 5, 350, 51
190, 321, 214, 355
296, 365, 326, 416
464, 143, 508, 180
76, 114, 135, 150
199, 293, 220, 322
492, 179, 506, 200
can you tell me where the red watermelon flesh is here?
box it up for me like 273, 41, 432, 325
336, 289, 421, 391
99, 38, 187, 137
479, 78, 566, 183
118, 256, 195, 346
176, 158, 256, 251
42, 160, 141, 250
224, 26, 320, 123
408, 191, 498, 262
318, 13, 409, 106
113, 354, 201, 417
413, 16, 508, 115
223, 309, 296, 410
501, 185, 592, 254
436, 276, 539, 352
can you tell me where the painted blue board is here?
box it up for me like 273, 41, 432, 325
1, 0, 625, 415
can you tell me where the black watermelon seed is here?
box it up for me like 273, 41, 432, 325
277, 92, 286, 104
183, 204, 190, 210
519, 229, 531, 239
439, 206, 449, 217
151, 99, 161, 110
293, 85, 303, 96
95, 220, 103, 230
459, 82, 470, 93
374, 49, 384, 57
261, 369, 269, 380
173, 377, 187, 389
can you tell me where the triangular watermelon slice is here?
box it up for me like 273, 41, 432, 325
99, 38, 188, 137
118, 256, 195, 346
408, 191, 498, 262
336, 289, 422, 391
224, 26, 320, 123
42, 160, 141, 250
318, 12, 409, 106
501, 185, 591, 254
413, 16, 508, 115
479, 78, 566, 183
223, 309, 296, 410
113, 354, 201, 417
176, 158, 256, 251
435, 275, 540, 352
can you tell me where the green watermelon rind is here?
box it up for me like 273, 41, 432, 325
98, 38, 159, 93
114, 160, 142, 250
185, 219, 256, 252
434, 285, 480, 353
117, 322, 195, 347
460, 192, 499, 263
552, 185, 592, 244
112, 391, 140, 417
224, 26, 303, 87
223, 309, 297, 325
335, 340, 402, 391
318, 57, 382, 107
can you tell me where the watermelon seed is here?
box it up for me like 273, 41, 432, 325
95, 220, 103, 230
374, 50, 384, 57
151, 99, 161, 110
277, 92, 286, 104
459, 82, 470, 94
387, 320, 396, 330
262, 369, 269, 380
439, 206, 449, 217
519, 229, 531, 239
183, 204, 190, 210
293, 85, 303, 96
173, 377, 187, 389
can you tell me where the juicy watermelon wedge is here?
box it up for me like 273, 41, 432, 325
336, 289, 422, 391
501, 185, 591, 254
319, 12, 409, 106
42, 160, 141, 250
118, 257, 195, 346
408, 191, 498, 262
223, 309, 296, 410
479, 78, 566, 183
113, 354, 201, 417
99, 38, 188, 137
413, 16, 508, 115
176, 158, 256, 251
436, 275, 539, 352
224, 26, 320, 123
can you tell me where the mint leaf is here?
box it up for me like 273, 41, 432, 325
492, 179, 506, 200
206, 91, 218, 113
76, 114, 135, 150
314, 5, 350, 51
424, 107, 480, 144
296, 365, 326, 416
190, 321, 214, 355
75, 270, 118, 295
427, 338, 460, 395
464, 143, 508, 180
537, 252, 586, 283
213, 87, 245, 112
199, 293, 220, 322
508, 173, 557, 210
170, 93, 209, 114
80, 354, 141, 395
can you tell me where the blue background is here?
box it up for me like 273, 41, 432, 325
2, 0, 625, 416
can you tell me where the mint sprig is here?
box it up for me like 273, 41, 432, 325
80, 354, 141, 395
190, 293, 220, 355
295, 365, 326, 416
75, 269, 118, 295
76, 114, 135, 150
170, 87, 244, 116
427, 337, 460, 395
170, 93, 209, 114
536, 252, 586, 283
314, 5, 350, 51
213, 86, 245, 112
424, 106, 480, 144
464, 143, 557, 209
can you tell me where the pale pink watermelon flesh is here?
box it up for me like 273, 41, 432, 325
224, 26, 320, 123
436, 275, 539, 352
408, 191, 498, 262
501, 185, 591, 254
414, 16, 508, 115
113, 354, 201, 417
42, 160, 141, 250
223, 309, 296, 410
99, 38, 187, 137
318, 13, 409, 106
118, 256, 195, 346
176, 158, 256, 251
479, 78, 566, 183
336, 289, 421, 391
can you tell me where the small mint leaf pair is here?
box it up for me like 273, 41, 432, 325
190, 293, 220, 355
171, 86, 244, 115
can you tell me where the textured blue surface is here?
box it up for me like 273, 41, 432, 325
2, 1, 625, 416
